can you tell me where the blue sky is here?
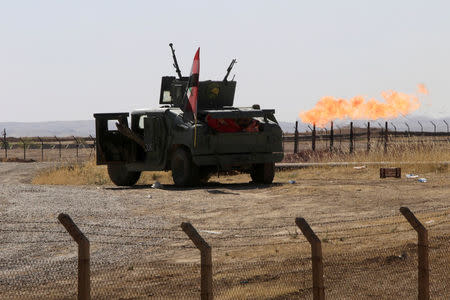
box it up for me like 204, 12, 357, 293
1, 0, 449, 122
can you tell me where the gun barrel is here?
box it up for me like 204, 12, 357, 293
169, 43, 182, 79
223, 59, 237, 82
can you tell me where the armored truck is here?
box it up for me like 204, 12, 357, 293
93, 46, 283, 186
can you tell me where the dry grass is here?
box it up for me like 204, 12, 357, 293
285, 139, 450, 164
32, 159, 449, 187
331, 142, 450, 163
32, 141, 449, 186
277, 161, 448, 180
32, 159, 173, 185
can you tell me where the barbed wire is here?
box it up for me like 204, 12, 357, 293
0, 206, 447, 234
1, 215, 447, 244
0, 240, 71, 244
0, 228, 67, 234
1, 205, 447, 250
3, 229, 448, 249
2, 216, 446, 236
0, 220, 58, 225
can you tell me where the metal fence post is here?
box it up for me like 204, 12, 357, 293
37, 137, 44, 161
19, 138, 26, 160
330, 121, 334, 152
405, 122, 410, 136
443, 120, 449, 133
89, 135, 96, 149
294, 121, 299, 154
418, 121, 423, 134
55, 136, 62, 159
73, 136, 79, 161
295, 217, 324, 300
88, 135, 96, 159
181, 222, 213, 300
312, 124, 316, 152
390, 122, 397, 134
430, 121, 436, 134
399, 207, 429, 300
58, 213, 90, 300
337, 125, 342, 150
2, 129, 7, 159
384, 121, 388, 154
367, 122, 371, 152
349, 122, 354, 154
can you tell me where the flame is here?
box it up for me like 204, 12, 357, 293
417, 83, 428, 95
300, 88, 423, 127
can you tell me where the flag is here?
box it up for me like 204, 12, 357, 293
184, 48, 200, 121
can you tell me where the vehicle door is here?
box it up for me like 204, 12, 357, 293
93, 113, 137, 164
144, 114, 167, 166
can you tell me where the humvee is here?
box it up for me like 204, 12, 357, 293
93, 45, 283, 186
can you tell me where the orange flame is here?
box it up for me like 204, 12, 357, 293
299, 88, 423, 127
417, 83, 428, 95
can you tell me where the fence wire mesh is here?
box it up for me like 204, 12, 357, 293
0, 208, 448, 299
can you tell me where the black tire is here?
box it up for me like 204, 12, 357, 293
250, 162, 275, 184
107, 164, 141, 186
171, 148, 199, 186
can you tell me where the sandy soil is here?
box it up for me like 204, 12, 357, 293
0, 162, 448, 299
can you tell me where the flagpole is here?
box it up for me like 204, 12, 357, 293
194, 117, 197, 148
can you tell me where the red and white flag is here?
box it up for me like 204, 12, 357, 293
184, 48, 200, 121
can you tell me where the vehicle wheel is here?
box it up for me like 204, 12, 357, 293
250, 162, 275, 184
107, 164, 141, 186
171, 148, 199, 186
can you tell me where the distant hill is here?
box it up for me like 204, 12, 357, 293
1, 115, 448, 137
0, 120, 95, 137
278, 121, 296, 133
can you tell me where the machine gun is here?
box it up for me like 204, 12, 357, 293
169, 43, 182, 79
223, 59, 237, 82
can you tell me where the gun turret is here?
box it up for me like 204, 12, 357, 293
169, 43, 182, 79
223, 59, 237, 82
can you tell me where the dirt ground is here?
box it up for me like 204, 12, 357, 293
0, 162, 449, 299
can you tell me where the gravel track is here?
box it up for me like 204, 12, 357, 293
1, 162, 449, 296
0, 162, 173, 284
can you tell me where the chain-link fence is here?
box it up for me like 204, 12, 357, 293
0, 134, 95, 162
323, 239, 449, 299
0, 207, 448, 299
283, 121, 450, 158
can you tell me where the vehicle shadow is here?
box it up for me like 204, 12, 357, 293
104, 182, 283, 192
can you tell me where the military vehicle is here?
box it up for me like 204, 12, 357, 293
93, 44, 283, 186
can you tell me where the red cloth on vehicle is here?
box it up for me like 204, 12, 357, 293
243, 120, 259, 132
206, 115, 242, 133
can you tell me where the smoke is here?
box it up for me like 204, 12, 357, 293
299, 85, 426, 127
